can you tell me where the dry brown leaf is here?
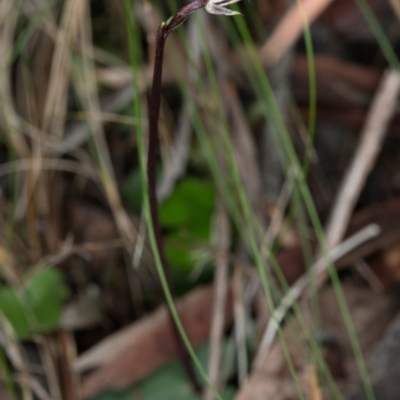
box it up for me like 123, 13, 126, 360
75, 285, 233, 399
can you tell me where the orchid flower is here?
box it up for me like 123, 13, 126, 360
205, 0, 242, 16
165, 0, 242, 32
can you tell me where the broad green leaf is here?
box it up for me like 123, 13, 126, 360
24, 269, 67, 332
93, 389, 134, 400
93, 342, 236, 400
159, 177, 215, 278
0, 287, 30, 337
164, 231, 203, 271
139, 363, 201, 400
0, 269, 67, 339
159, 178, 214, 238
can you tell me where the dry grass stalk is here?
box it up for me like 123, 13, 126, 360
205, 199, 231, 400
324, 70, 400, 250
254, 224, 380, 369
259, 0, 335, 66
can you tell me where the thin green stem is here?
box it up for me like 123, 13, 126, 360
123, 1, 225, 398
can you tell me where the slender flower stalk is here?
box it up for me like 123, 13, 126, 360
147, 0, 242, 393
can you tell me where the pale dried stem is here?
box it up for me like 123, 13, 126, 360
58, 331, 80, 400
324, 70, 400, 251
224, 83, 263, 213
38, 339, 62, 400
205, 199, 230, 400
56, 86, 138, 155
0, 312, 34, 399
254, 224, 380, 368
77, 1, 138, 249
0, 159, 98, 181
260, 0, 335, 66
41, 0, 84, 137
0, 0, 29, 157
388, 0, 400, 22
233, 264, 248, 385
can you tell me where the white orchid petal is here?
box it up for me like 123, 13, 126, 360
212, 0, 241, 7
205, 3, 242, 16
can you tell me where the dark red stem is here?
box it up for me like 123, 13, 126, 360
147, 20, 202, 393
147, 24, 167, 266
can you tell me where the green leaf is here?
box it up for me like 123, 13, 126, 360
24, 269, 67, 332
159, 178, 214, 238
139, 363, 200, 400
164, 231, 202, 271
92, 341, 236, 400
92, 389, 134, 400
159, 178, 215, 278
0, 269, 67, 339
0, 287, 31, 338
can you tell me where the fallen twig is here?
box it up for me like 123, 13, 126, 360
254, 224, 380, 369
324, 69, 400, 250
